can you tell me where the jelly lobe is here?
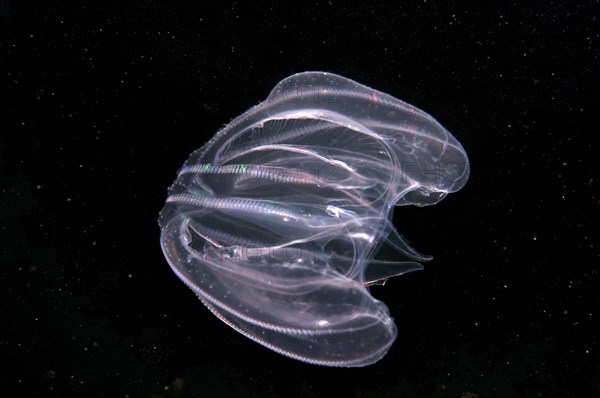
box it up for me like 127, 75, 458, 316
159, 72, 469, 367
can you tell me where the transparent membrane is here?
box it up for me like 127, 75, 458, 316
159, 72, 469, 367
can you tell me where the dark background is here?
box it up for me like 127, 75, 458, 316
2, 1, 598, 397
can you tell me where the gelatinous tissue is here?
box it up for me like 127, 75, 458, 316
158, 72, 469, 367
